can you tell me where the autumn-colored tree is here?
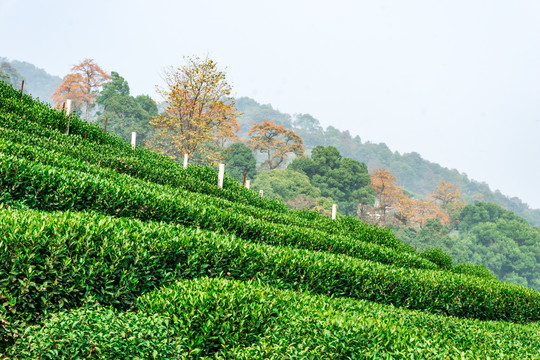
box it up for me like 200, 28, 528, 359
410, 199, 449, 228
148, 56, 240, 163
249, 121, 304, 170
52, 59, 111, 121
430, 181, 462, 207
369, 169, 413, 225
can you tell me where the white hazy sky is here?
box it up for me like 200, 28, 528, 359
2, 0, 540, 208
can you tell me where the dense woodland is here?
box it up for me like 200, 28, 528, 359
1, 57, 539, 292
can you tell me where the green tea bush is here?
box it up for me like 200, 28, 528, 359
0, 116, 405, 252
0, 82, 408, 250
10, 306, 181, 359
2, 208, 539, 346
0, 152, 435, 271
14, 277, 540, 359
145, 278, 540, 359
420, 248, 453, 270
452, 263, 497, 281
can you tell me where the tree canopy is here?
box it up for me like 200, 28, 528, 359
288, 145, 372, 215
96, 72, 157, 144
148, 56, 239, 163
248, 121, 304, 170
224, 142, 257, 182
52, 59, 111, 121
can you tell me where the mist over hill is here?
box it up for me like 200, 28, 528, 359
236, 97, 540, 226
0, 57, 61, 104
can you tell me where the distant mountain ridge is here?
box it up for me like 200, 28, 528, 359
0, 57, 61, 104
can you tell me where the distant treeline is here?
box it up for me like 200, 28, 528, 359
236, 97, 540, 226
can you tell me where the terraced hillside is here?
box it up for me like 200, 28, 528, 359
1, 81, 539, 358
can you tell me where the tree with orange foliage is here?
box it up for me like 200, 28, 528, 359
430, 181, 462, 207
429, 181, 465, 228
370, 169, 412, 225
52, 59, 111, 121
411, 199, 450, 228
248, 121, 304, 170
148, 56, 239, 163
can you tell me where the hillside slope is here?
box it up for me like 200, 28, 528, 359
1, 81, 539, 358
236, 96, 540, 225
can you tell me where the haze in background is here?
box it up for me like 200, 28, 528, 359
2, 0, 540, 207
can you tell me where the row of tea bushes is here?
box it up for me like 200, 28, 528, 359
2, 208, 539, 345
0, 126, 402, 252
11, 277, 540, 359
0, 152, 435, 270
0, 83, 407, 248
0, 111, 404, 254
0, 84, 287, 212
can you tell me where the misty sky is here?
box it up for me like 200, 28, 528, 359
2, 0, 540, 208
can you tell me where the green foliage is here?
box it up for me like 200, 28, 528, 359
236, 97, 540, 226
96, 71, 156, 143
452, 263, 497, 281
14, 277, 540, 358
288, 145, 374, 215
11, 307, 180, 359
252, 169, 321, 201
224, 142, 257, 182
0, 150, 430, 271
2, 207, 540, 345
0, 81, 286, 213
0, 62, 24, 89
419, 248, 453, 270
397, 201, 540, 291
0, 58, 62, 103
459, 202, 523, 231
252, 169, 335, 215
3, 80, 540, 357
137, 278, 282, 356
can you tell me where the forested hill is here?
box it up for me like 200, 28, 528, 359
0, 57, 61, 104
236, 97, 540, 226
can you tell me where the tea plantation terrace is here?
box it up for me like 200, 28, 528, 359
1, 81, 539, 358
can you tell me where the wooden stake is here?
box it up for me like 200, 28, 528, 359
84, 131, 87, 140
218, 163, 225, 188
332, 204, 337, 220
20, 80, 24, 97
183, 153, 189, 169
103, 117, 108, 132
131, 132, 137, 149
242, 172, 247, 187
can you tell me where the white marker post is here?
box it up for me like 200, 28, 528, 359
65, 99, 72, 115
183, 153, 189, 169
259, 189, 264, 197
332, 204, 337, 220
131, 132, 137, 150
245, 180, 251, 189
218, 163, 225, 188
64, 99, 73, 134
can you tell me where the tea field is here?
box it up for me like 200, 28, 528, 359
0, 81, 539, 358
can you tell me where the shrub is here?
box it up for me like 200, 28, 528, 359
452, 263, 497, 281
10, 306, 180, 359
420, 248, 453, 270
